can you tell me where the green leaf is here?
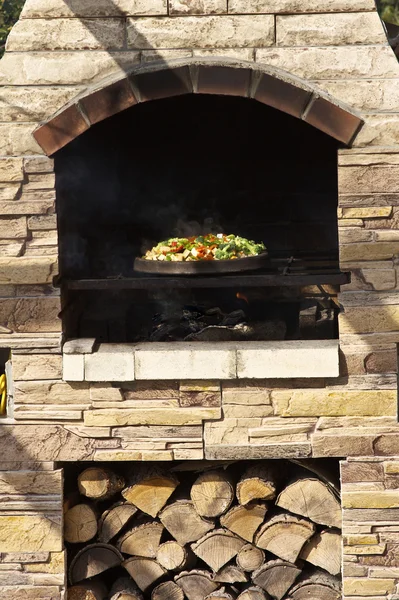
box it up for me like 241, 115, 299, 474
0, 0, 25, 58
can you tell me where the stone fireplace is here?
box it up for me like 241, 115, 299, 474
1, 0, 399, 598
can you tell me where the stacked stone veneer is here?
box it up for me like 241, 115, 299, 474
1, 0, 399, 598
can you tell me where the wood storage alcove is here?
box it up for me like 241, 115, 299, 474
62, 460, 342, 600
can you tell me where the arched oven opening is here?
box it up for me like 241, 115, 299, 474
56, 93, 347, 345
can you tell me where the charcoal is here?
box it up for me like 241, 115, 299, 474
221, 309, 246, 327
241, 320, 287, 341
185, 326, 245, 342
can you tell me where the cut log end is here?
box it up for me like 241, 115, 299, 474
289, 572, 341, 600
300, 530, 342, 576
221, 503, 267, 544
157, 541, 194, 571
191, 470, 234, 518
191, 529, 246, 572
68, 581, 107, 600
64, 503, 98, 544
118, 521, 164, 558
174, 569, 219, 600
152, 581, 185, 600
252, 560, 302, 600
123, 556, 167, 592
237, 465, 277, 506
98, 502, 138, 544
69, 544, 123, 585
123, 469, 179, 518
236, 545, 265, 573
160, 500, 215, 546
78, 467, 125, 501
276, 478, 342, 529
109, 577, 143, 600
255, 514, 315, 563
236, 586, 269, 600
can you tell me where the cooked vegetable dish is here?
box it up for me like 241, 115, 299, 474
143, 234, 267, 262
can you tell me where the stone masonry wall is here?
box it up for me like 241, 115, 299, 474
342, 458, 399, 599
0, 461, 64, 600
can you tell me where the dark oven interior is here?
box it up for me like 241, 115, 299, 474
56, 94, 346, 343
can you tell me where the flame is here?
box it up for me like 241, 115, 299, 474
236, 292, 249, 304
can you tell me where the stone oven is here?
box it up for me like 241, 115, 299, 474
1, 0, 399, 598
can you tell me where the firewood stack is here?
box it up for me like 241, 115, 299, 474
65, 461, 342, 600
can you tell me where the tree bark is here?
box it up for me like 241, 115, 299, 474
205, 587, 236, 600
215, 565, 248, 584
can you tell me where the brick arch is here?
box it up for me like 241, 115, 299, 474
33, 57, 364, 156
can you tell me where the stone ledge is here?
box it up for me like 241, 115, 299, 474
63, 340, 340, 382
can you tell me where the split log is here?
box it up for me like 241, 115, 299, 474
191, 529, 246, 572
68, 581, 108, 600
252, 560, 302, 600
122, 467, 179, 518
276, 478, 341, 529
300, 530, 341, 576
174, 570, 219, 600
159, 500, 215, 545
118, 521, 164, 557
205, 587, 236, 600
78, 467, 125, 501
123, 557, 167, 592
288, 572, 341, 600
69, 543, 123, 584
255, 514, 315, 563
98, 502, 138, 543
157, 541, 195, 571
236, 545, 265, 573
220, 503, 267, 543
152, 581, 185, 600
64, 503, 98, 544
109, 577, 143, 600
236, 465, 277, 506
236, 586, 268, 600
215, 565, 248, 584
290, 459, 340, 498
191, 470, 234, 517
